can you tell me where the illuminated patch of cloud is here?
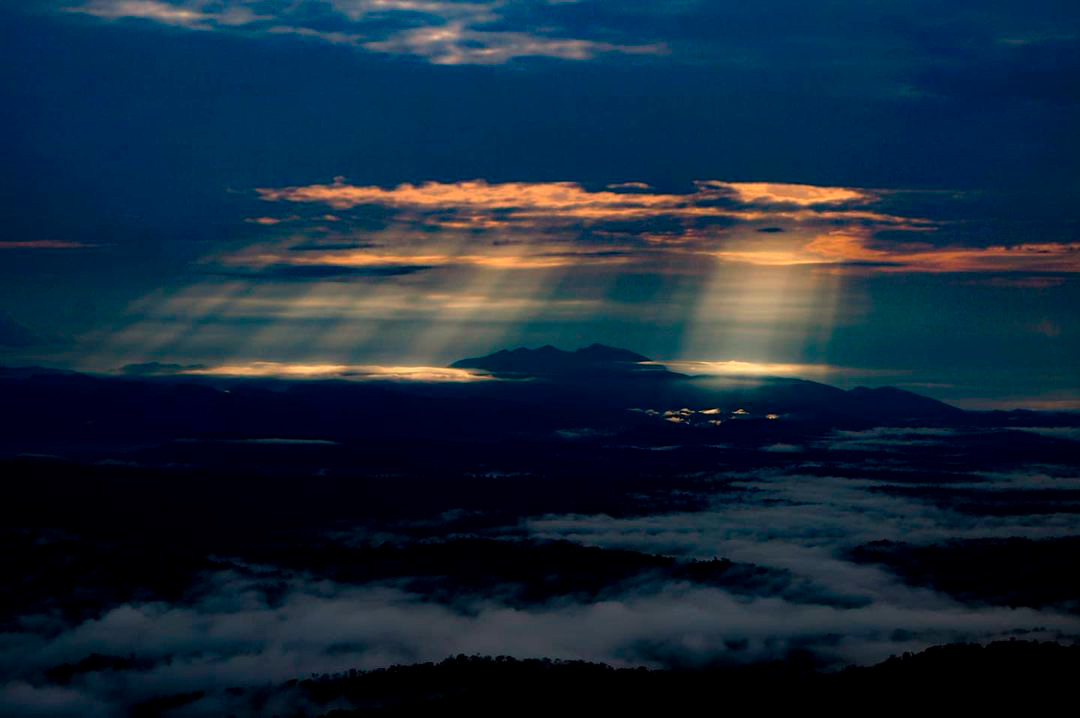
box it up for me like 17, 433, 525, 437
244, 216, 295, 226
804, 232, 1080, 273
363, 20, 665, 65
69, 0, 264, 29
171, 288, 603, 320
684, 230, 1080, 273
656, 359, 895, 379
701, 181, 873, 207
182, 361, 492, 381
225, 178, 1080, 278
64, 0, 666, 64
255, 178, 912, 227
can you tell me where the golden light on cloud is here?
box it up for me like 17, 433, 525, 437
707, 248, 826, 266
659, 360, 891, 378
706, 182, 873, 206
68, 0, 665, 65
228, 248, 628, 272
254, 178, 904, 226
237, 178, 940, 279
257, 179, 688, 213
183, 362, 492, 382
805, 232, 1080, 273
216, 290, 601, 320
93, 176, 1078, 384
679, 230, 1080, 273
228, 178, 1080, 278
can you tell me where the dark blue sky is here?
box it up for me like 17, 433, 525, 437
1, 1, 1078, 406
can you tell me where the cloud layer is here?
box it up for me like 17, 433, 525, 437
238, 178, 1080, 275
3, 447, 1079, 715
66, 0, 666, 64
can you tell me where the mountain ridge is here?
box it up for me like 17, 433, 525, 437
451, 343, 669, 377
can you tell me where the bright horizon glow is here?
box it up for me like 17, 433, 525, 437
652, 359, 895, 378
181, 362, 494, 382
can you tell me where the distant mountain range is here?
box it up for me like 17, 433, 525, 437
451, 344, 963, 419
2, 345, 1072, 463
451, 343, 673, 377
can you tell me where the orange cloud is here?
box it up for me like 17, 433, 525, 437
654, 359, 886, 378
236, 179, 1078, 277
230, 246, 631, 272
183, 362, 491, 381
701, 181, 873, 206
806, 232, 1080, 273
255, 178, 911, 226
697, 230, 1080, 273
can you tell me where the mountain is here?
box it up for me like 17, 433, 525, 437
843, 386, 964, 420
3, 355, 1062, 468
450, 343, 671, 377
450, 345, 963, 421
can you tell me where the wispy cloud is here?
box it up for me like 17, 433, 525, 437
240, 178, 1080, 276
65, 0, 666, 64
701, 181, 871, 207
69, 0, 263, 29
363, 19, 664, 65
0, 240, 99, 249
255, 178, 886, 218
179, 361, 492, 381
803, 232, 1080, 273
657, 359, 896, 379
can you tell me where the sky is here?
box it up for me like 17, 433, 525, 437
1, 0, 1078, 407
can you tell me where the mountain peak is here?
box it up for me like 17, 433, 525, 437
450, 344, 661, 377
574, 344, 651, 363
844, 385, 962, 418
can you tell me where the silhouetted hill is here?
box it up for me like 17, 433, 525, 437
218, 640, 1080, 714
850, 536, 1080, 612
844, 385, 964, 420
448, 345, 965, 418
0, 359, 1067, 463
450, 343, 669, 377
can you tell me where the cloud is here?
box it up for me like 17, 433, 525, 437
362, 19, 665, 65
701, 182, 872, 207
255, 178, 886, 219
4, 557, 1079, 715
180, 361, 492, 381
0, 681, 107, 718
803, 232, 1080, 274
528, 469, 1080, 563
3, 446, 1079, 714
119, 361, 207, 376
0, 314, 41, 348
238, 178, 946, 276
51, 0, 1080, 109
244, 217, 290, 226
242, 177, 1080, 276
655, 359, 891, 379
213, 262, 436, 280
0, 241, 98, 249
68, 0, 263, 29
64, 0, 666, 64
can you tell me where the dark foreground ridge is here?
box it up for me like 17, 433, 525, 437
121, 641, 1080, 716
